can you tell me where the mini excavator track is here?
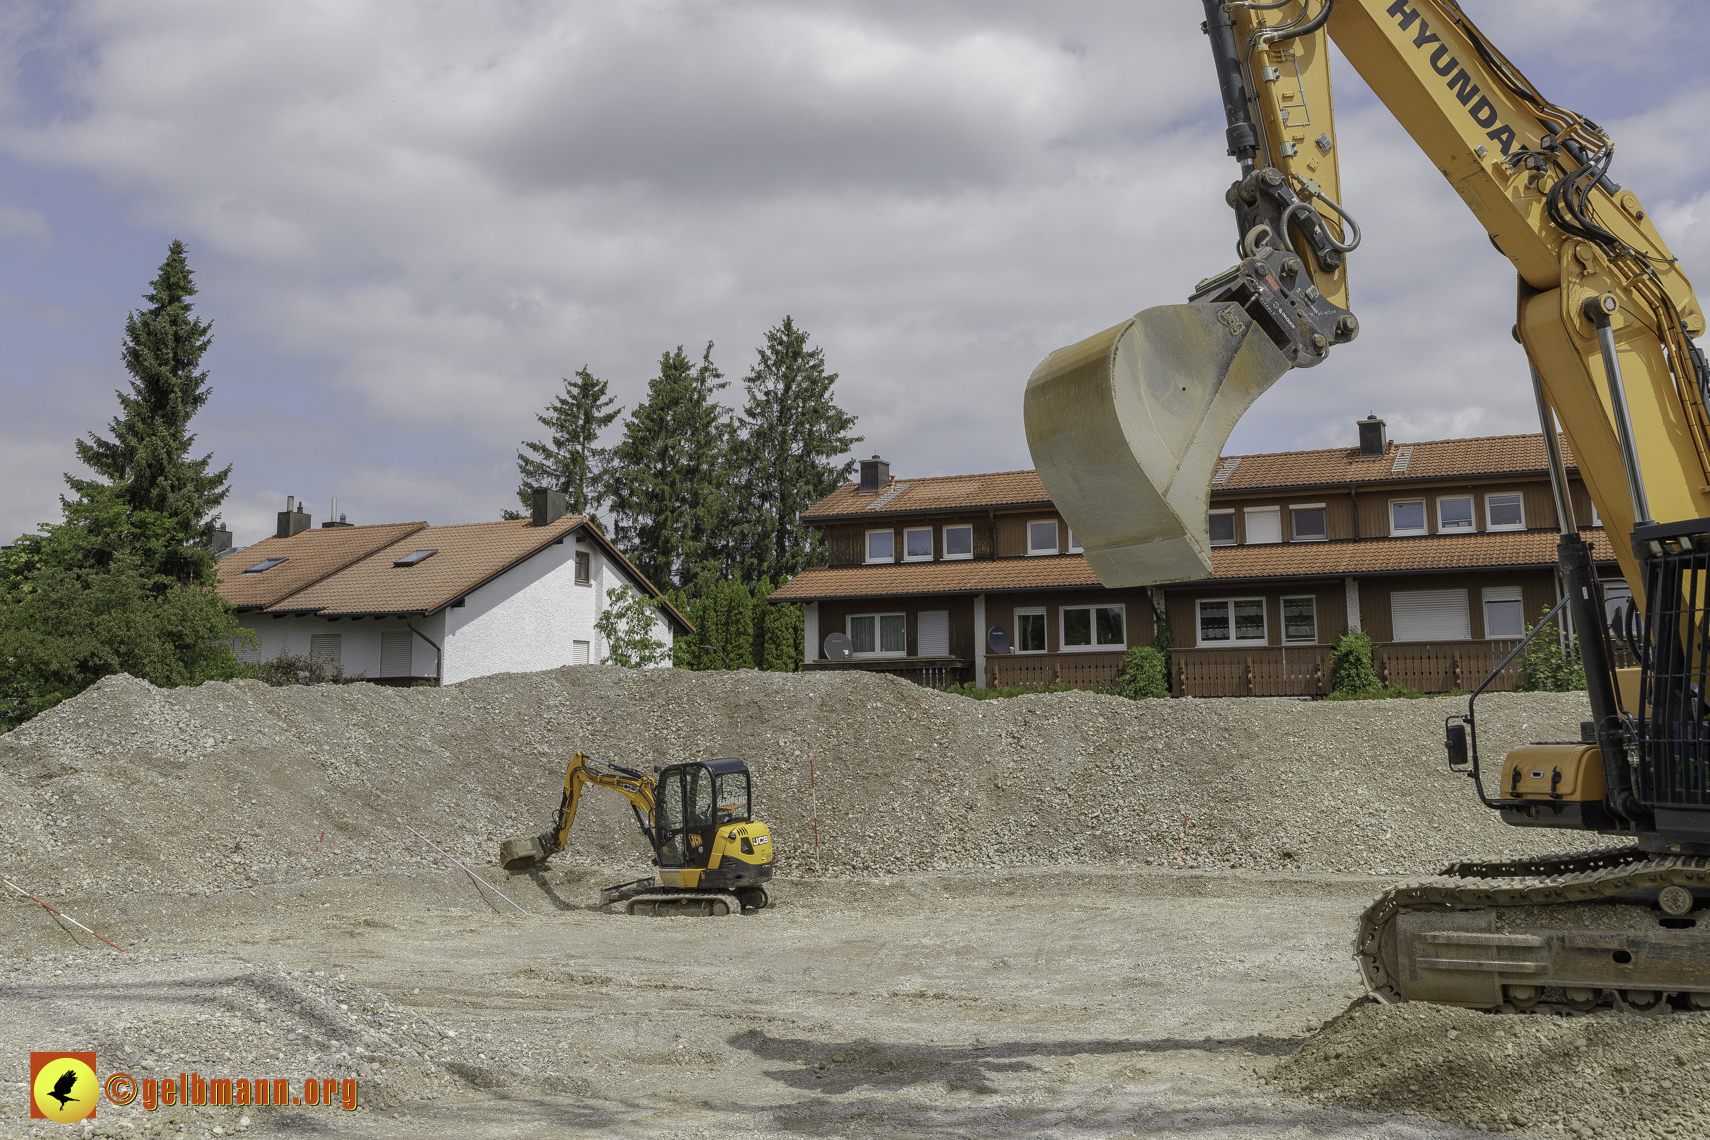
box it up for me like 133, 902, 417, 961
623, 890, 745, 918
1357, 849, 1710, 1013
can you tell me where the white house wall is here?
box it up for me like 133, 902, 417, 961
234, 614, 440, 679
236, 534, 674, 686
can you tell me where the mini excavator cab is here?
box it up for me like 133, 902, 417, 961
654, 759, 753, 870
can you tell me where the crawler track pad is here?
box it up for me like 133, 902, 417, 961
1024, 303, 1293, 587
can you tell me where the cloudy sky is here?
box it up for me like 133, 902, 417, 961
3, 0, 1707, 548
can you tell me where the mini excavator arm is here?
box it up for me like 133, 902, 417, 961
497, 752, 657, 871
1027, 0, 1710, 599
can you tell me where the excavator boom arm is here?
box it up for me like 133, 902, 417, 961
497, 752, 657, 871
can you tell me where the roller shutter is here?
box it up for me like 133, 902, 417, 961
309, 633, 342, 666
918, 610, 949, 657
1390, 589, 1470, 642
380, 631, 414, 676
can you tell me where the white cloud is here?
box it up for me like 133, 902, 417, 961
0, 0, 1702, 548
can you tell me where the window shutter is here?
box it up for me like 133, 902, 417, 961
573, 640, 591, 666
918, 611, 949, 656
380, 631, 414, 676
310, 634, 342, 665
1244, 507, 1282, 544
1390, 589, 1471, 642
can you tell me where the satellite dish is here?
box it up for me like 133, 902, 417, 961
987, 626, 1010, 655
823, 632, 854, 661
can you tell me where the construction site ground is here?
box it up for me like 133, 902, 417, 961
3, 668, 1706, 1138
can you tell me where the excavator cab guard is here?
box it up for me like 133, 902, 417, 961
655, 759, 753, 869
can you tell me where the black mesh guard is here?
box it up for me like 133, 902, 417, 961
1638, 523, 1710, 806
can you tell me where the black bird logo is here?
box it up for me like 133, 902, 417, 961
46, 1067, 79, 1109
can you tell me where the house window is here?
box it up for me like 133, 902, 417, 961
1198, 598, 1266, 646
393, 549, 438, 567
918, 610, 949, 656
1589, 497, 1602, 528
1282, 596, 1318, 643
944, 525, 974, 560
572, 639, 591, 665
1015, 609, 1047, 653
1390, 499, 1427, 536
1061, 605, 1126, 650
1209, 510, 1236, 546
380, 631, 413, 677
903, 527, 934, 561
1290, 504, 1327, 542
865, 529, 895, 563
574, 550, 591, 583
242, 557, 288, 574
1438, 496, 1475, 532
1483, 586, 1526, 639
1487, 493, 1525, 531
1067, 528, 1083, 554
1391, 588, 1471, 642
1027, 520, 1059, 556
1244, 506, 1282, 544
309, 633, 342, 667
849, 613, 906, 656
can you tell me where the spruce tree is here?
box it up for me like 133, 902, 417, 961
609, 342, 733, 591
68, 240, 231, 584
515, 367, 622, 530
733, 316, 860, 583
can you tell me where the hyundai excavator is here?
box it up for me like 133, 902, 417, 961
499, 753, 774, 916
1026, 0, 1710, 1013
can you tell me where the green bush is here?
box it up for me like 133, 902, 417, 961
253, 651, 364, 687
942, 681, 1080, 701
1515, 607, 1586, 692
1117, 645, 1170, 699
1329, 628, 1380, 696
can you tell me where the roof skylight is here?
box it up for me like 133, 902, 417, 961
393, 549, 438, 567
242, 557, 288, 574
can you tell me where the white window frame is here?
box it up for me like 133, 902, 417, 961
1482, 585, 1526, 639
1485, 492, 1526, 532
1436, 495, 1476, 533
848, 612, 907, 657
1289, 503, 1328, 543
1589, 497, 1602, 528
865, 529, 895, 564
1196, 597, 1268, 647
1389, 498, 1428, 537
1013, 607, 1048, 654
943, 524, 974, 561
1027, 519, 1060, 556
1209, 508, 1237, 547
902, 526, 934, 562
1281, 595, 1318, 644
1059, 604, 1127, 652
1243, 505, 1282, 545
1067, 528, 1083, 554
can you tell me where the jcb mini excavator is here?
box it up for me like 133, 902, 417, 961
499, 753, 774, 916
1027, 0, 1710, 1013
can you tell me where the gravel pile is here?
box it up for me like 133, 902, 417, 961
1275, 997, 1710, 1137
0, 667, 1589, 897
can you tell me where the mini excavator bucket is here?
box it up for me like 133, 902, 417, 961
1024, 302, 1293, 587
498, 833, 553, 871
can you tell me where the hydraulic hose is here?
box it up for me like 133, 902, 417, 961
1258, 0, 1331, 47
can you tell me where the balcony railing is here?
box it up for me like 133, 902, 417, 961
988, 651, 1127, 690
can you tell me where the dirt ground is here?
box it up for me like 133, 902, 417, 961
4, 863, 1490, 1140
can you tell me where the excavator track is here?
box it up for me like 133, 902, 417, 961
1356, 849, 1710, 1013
623, 891, 744, 918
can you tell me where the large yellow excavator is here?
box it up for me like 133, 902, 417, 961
499, 753, 774, 916
1027, 0, 1710, 1012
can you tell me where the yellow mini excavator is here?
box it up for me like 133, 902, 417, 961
499, 753, 774, 916
1028, 0, 1710, 1012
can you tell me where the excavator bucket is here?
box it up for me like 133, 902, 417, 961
498, 834, 550, 871
1024, 302, 1293, 587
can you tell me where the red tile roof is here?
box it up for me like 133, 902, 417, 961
1205, 527, 1615, 582
769, 555, 1102, 601
802, 470, 1049, 521
216, 522, 429, 610
801, 433, 1576, 522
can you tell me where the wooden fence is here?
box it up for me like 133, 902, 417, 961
989, 651, 1127, 690
1170, 646, 1331, 697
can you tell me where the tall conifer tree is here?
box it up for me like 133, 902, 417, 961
609, 342, 732, 590
68, 240, 230, 583
515, 367, 622, 530
734, 316, 859, 582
